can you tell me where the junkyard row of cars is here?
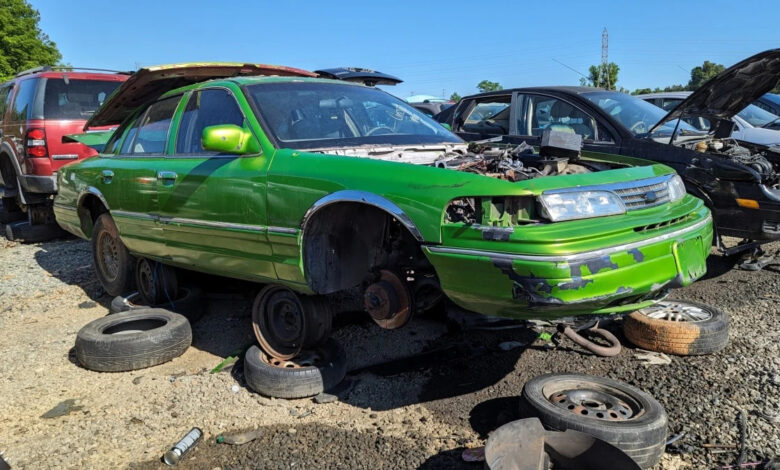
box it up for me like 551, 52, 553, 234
0, 50, 778, 469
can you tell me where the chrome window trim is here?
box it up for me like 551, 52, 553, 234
426, 214, 711, 263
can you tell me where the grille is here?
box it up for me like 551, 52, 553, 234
612, 179, 670, 211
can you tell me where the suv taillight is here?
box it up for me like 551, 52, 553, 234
26, 128, 48, 158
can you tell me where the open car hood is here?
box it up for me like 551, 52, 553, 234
314, 67, 402, 86
650, 49, 780, 134
85, 62, 316, 128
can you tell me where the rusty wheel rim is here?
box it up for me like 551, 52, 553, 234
543, 379, 644, 423
97, 231, 120, 282
253, 286, 306, 360
638, 301, 712, 322
260, 349, 323, 369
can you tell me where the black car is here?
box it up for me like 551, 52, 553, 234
437, 49, 780, 268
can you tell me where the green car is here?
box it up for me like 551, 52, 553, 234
54, 63, 712, 359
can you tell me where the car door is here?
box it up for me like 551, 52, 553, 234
105, 95, 182, 257
156, 86, 276, 280
453, 94, 513, 141
515, 93, 618, 154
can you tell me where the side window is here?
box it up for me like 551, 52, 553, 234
520, 94, 596, 140
596, 123, 615, 143
460, 96, 511, 134
175, 89, 244, 154
660, 98, 682, 111
0, 85, 11, 118
128, 96, 180, 155
11, 79, 37, 121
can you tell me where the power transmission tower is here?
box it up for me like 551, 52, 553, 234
600, 27, 609, 89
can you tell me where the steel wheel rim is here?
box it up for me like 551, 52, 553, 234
638, 301, 712, 322
260, 348, 323, 369
253, 287, 306, 360
542, 379, 645, 422
97, 231, 120, 281
136, 260, 155, 301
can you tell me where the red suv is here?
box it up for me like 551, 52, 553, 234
0, 66, 128, 234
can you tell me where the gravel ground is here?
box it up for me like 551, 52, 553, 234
0, 229, 777, 470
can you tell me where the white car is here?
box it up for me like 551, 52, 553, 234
638, 91, 780, 146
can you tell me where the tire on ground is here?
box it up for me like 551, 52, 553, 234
0, 197, 24, 224
75, 308, 192, 372
623, 301, 729, 355
92, 213, 135, 296
110, 287, 205, 321
519, 373, 667, 469
244, 338, 347, 399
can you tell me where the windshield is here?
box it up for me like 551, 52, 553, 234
737, 104, 779, 127
246, 82, 462, 149
43, 78, 122, 119
583, 91, 701, 137
763, 93, 780, 106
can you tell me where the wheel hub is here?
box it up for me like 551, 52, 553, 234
363, 270, 413, 329
638, 301, 712, 322
549, 389, 634, 421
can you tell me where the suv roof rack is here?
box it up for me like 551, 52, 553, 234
14, 66, 133, 78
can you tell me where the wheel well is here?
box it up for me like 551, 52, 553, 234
303, 202, 426, 294
78, 194, 108, 238
0, 153, 16, 190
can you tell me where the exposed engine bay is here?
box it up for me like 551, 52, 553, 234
433, 140, 603, 182
681, 137, 780, 188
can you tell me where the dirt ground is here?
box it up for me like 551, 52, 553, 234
0, 233, 778, 469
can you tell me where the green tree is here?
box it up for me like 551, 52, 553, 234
583, 63, 619, 90
449, 92, 461, 102
477, 80, 502, 93
687, 60, 725, 90
0, 0, 62, 82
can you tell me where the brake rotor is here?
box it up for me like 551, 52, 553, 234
363, 270, 413, 329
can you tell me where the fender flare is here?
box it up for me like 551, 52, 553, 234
77, 186, 112, 213
300, 190, 424, 242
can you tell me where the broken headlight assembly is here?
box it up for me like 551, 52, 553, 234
539, 190, 626, 222
445, 196, 538, 225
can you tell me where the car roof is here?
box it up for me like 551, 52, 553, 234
635, 92, 691, 99
461, 86, 605, 100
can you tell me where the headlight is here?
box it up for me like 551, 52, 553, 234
540, 190, 626, 222
667, 175, 686, 202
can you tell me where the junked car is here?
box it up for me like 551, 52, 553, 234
54, 63, 712, 360
753, 93, 780, 127
638, 91, 780, 146
438, 49, 780, 269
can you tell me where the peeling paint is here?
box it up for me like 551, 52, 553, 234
478, 226, 514, 242
491, 258, 563, 305
628, 248, 645, 263
559, 277, 594, 290
569, 255, 618, 277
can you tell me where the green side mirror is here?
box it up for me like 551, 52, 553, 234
202, 124, 260, 154
440, 122, 451, 131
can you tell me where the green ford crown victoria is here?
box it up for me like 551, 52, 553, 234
54, 63, 712, 358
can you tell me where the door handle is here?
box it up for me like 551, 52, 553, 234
101, 170, 114, 183
157, 171, 178, 181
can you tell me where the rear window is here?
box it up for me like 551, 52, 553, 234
43, 78, 121, 119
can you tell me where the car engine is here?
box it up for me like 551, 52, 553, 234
683, 138, 780, 188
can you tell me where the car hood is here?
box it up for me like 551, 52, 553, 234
314, 67, 402, 86
733, 126, 780, 146
650, 49, 780, 133
85, 62, 316, 129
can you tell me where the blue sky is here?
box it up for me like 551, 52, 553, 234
32, 0, 779, 99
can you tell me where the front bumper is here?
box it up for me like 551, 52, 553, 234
423, 213, 713, 319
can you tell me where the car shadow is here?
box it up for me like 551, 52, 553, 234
335, 324, 540, 413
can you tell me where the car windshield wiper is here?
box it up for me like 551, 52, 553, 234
761, 117, 780, 128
